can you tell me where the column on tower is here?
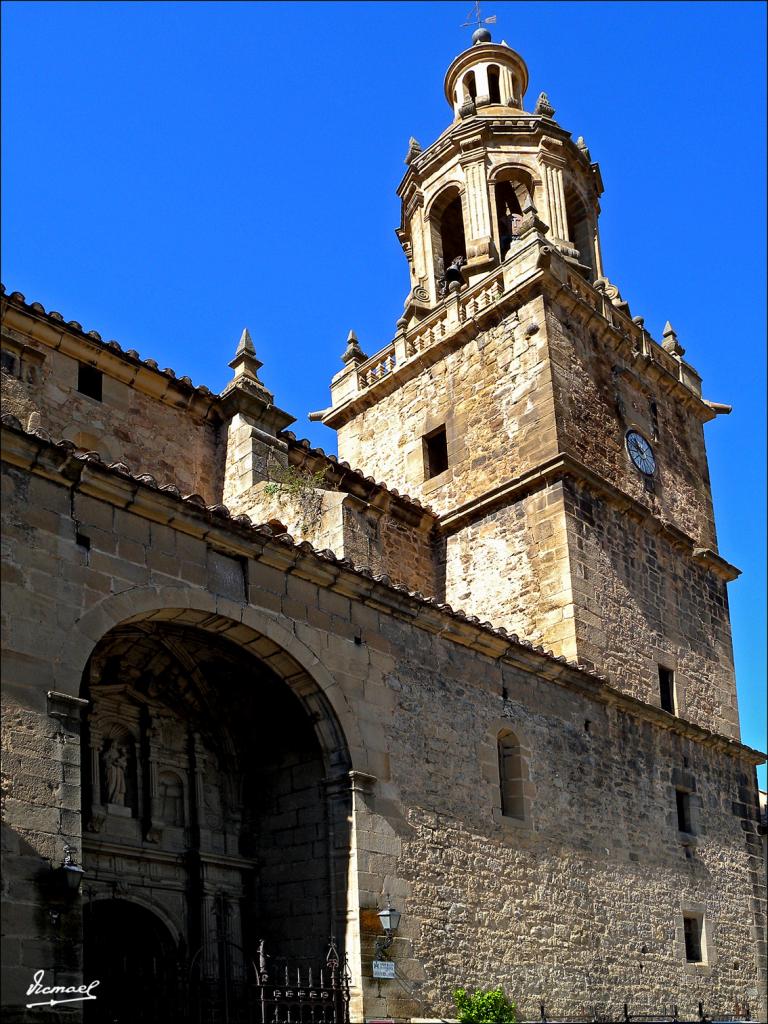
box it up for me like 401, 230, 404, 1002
539, 150, 570, 244
461, 150, 495, 274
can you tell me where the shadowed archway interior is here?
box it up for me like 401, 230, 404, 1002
80, 614, 352, 1023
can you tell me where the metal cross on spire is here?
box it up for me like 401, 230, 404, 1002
461, 1, 497, 32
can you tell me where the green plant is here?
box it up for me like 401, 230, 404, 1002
263, 461, 329, 535
452, 987, 517, 1023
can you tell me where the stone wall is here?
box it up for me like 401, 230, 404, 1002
438, 481, 576, 658
563, 478, 740, 740
2, 426, 764, 1023
2, 308, 223, 500
546, 301, 718, 551
388, 647, 764, 1020
335, 295, 557, 516
238, 479, 438, 597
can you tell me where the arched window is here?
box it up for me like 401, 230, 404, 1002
440, 195, 467, 268
498, 729, 525, 820
462, 71, 477, 102
495, 181, 524, 260
488, 65, 501, 104
428, 187, 467, 296
565, 185, 596, 280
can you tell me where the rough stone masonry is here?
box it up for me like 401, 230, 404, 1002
1, 22, 765, 1024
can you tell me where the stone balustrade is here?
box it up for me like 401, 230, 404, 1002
343, 249, 701, 407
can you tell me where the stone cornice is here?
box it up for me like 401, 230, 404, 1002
2, 418, 762, 768
437, 452, 740, 582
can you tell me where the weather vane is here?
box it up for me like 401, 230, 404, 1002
461, 1, 497, 32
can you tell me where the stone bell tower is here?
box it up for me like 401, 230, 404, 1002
320, 28, 741, 741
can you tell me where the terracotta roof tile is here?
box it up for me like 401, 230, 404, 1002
281, 430, 436, 518
0, 410, 628, 683
1, 284, 214, 399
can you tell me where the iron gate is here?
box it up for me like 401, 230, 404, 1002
190, 939, 350, 1024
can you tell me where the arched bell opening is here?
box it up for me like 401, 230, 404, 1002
79, 613, 353, 1021
462, 70, 477, 102
564, 184, 597, 280
487, 64, 501, 104
428, 186, 468, 299
490, 169, 534, 261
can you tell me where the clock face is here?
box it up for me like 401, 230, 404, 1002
626, 430, 656, 476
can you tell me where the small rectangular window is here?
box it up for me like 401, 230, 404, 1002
683, 915, 703, 963
424, 426, 449, 479
649, 400, 660, 440
676, 789, 692, 834
659, 666, 675, 714
77, 363, 103, 401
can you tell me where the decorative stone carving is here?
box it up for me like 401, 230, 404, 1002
103, 741, 129, 806
594, 276, 631, 318
404, 137, 422, 165
662, 321, 686, 357
341, 330, 368, 366
534, 91, 555, 118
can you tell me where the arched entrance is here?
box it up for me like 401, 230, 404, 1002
84, 900, 178, 1023
79, 610, 353, 1023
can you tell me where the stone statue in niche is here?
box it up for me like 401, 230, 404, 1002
159, 771, 185, 826
103, 741, 129, 805
499, 202, 523, 258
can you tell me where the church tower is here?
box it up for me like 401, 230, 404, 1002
320, 28, 741, 741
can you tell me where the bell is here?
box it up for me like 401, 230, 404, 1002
444, 263, 464, 287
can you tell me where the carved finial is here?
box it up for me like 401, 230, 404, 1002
534, 92, 555, 118
405, 137, 422, 165
229, 328, 262, 375
235, 327, 256, 357
662, 321, 685, 358
225, 326, 272, 401
341, 330, 368, 366
576, 136, 591, 160
459, 96, 477, 118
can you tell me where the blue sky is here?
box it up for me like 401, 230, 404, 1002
2, 1, 765, 780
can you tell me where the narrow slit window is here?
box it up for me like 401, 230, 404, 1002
78, 363, 103, 401
424, 427, 448, 479
659, 666, 675, 714
498, 730, 525, 820
676, 789, 692, 834
488, 65, 501, 104
683, 915, 703, 963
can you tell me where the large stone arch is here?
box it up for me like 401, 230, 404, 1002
58, 585, 363, 771
74, 592, 363, 1021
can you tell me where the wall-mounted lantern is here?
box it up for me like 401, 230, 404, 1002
375, 898, 401, 958
53, 845, 85, 897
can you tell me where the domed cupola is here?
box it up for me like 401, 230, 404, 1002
444, 29, 529, 117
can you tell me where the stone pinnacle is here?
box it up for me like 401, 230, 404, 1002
341, 330, 368, 365
235, 327, 255, 357
661, 321, 685, 357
